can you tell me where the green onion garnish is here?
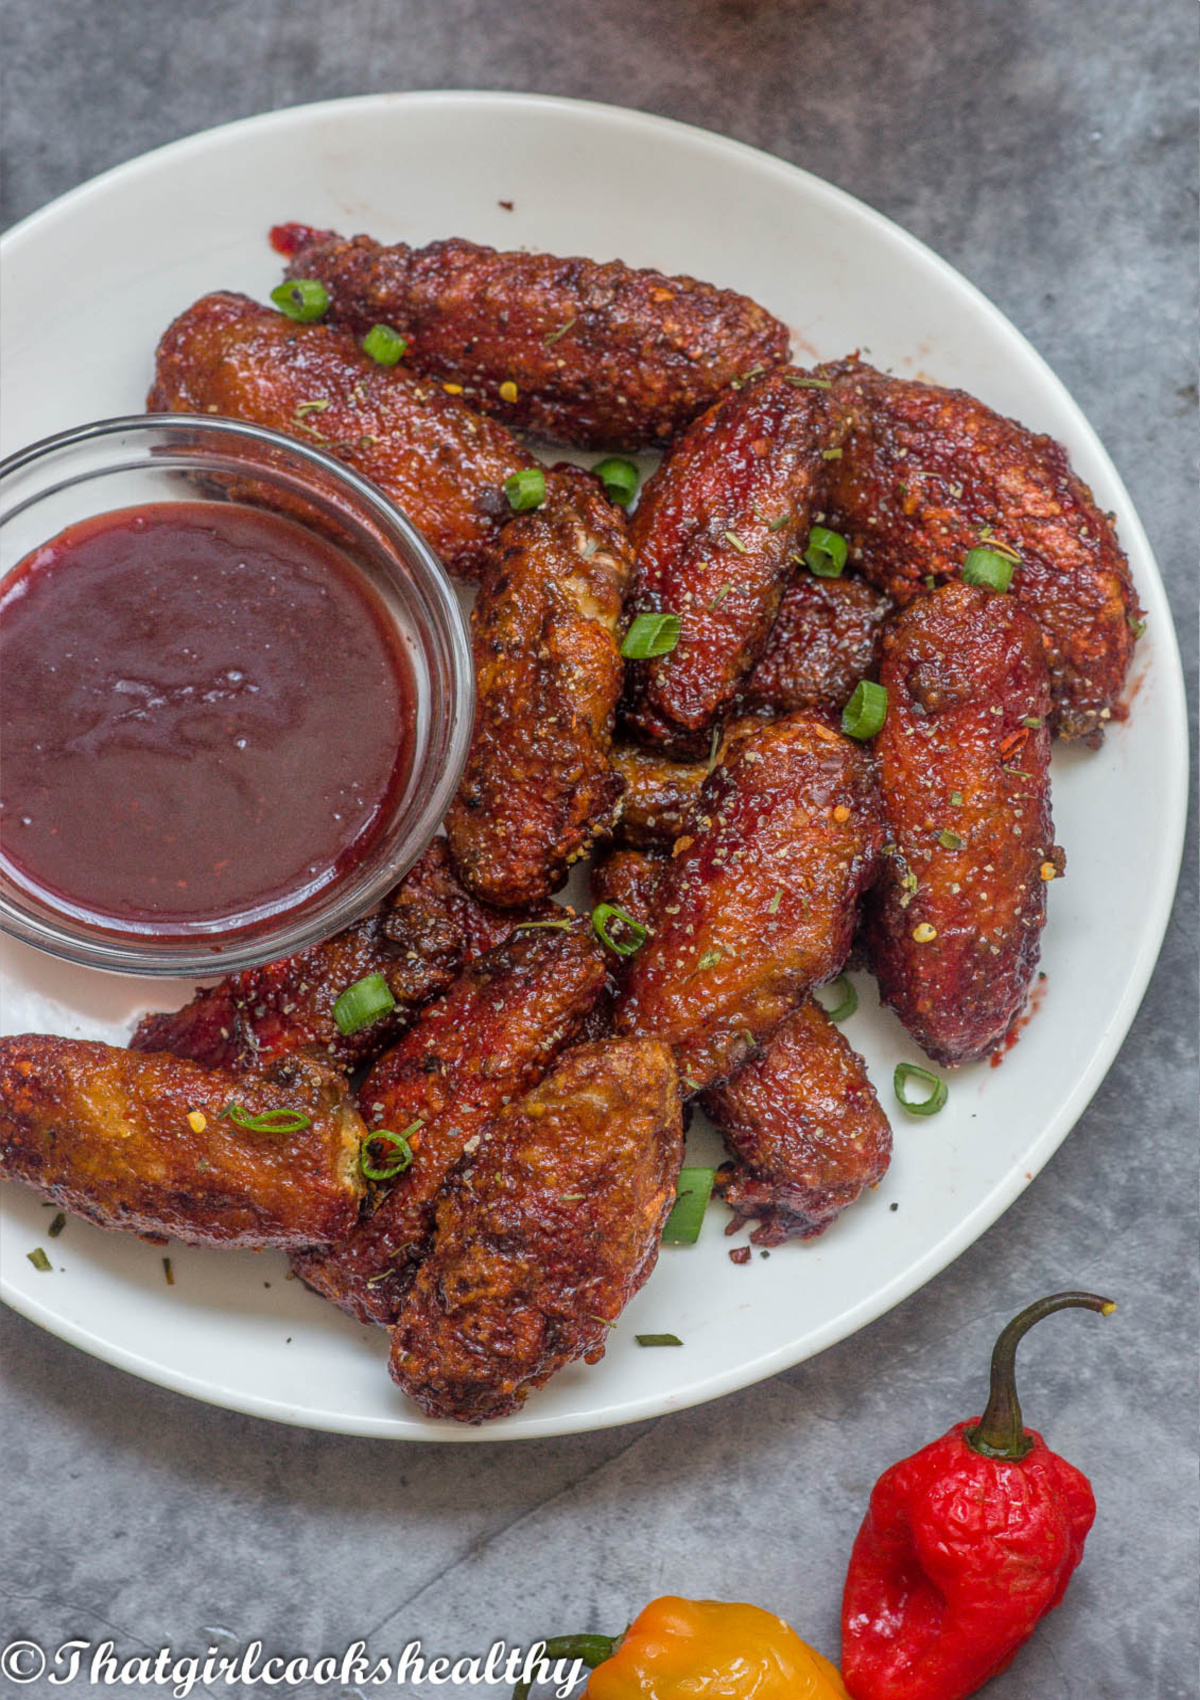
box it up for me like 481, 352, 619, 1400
270, 279, 330, 322
817, 975, 858, 1022
162, 1257, 175, 1285
504, 467, 547, 512
636, 1333, 683, 1347
27, 1247, 52, 1272
962, 547, 1015, 591
360, 1123, 420, 1182
592, 902, 649, 957
333, 972, 396, 1036
592, 456, 640, 507
842, 679, 888, 739
949, 790, 964, 806
894, 1062, 949, 1117
937, 829, 965, 850
513, 917, 574, 932
47, 1212, 66, 1238
804, 525, 849, 579
621, 612, 681, 659
361, 323, 407, 366
225, 1104, 313, 1134
662, 1167, 716, 1245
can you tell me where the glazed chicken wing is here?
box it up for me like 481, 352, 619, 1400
615, 714, 884, 1088
0, 1038, 363, 1248
148, 291, 534, 581
445, 468, 635, 906
623, 369, 842, 755
703, 998, 891, 1245
825, 359, 1140, 742
389, 1037, 683, 1423
739, 570, 892, 717
276, 225, 790, 450
291, 917, 608, 1325
132, 839, 546, 1073
865, 582, 1061, 1065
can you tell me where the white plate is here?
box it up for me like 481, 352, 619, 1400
0, 92, 1187, 1440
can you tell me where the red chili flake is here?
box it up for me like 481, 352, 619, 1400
729, 1245, 752, 1265
998, 727, 1030, 757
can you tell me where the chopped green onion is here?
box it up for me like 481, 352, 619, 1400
950, 790, 964, 806
225, 1104, 313, 1134
785, 374, 833, 390
817, 975, 858, 1022
636, 1333, 683, 1347
270, 279, 329, 322
937, 829, 965, 850
621, 612, 681, 659
27, 1247, 52, 1272
894, 1062, 948, 1117
662, 1167, 716, 1245
513, 917, 574, 932
804, 525, 849, 579
333, 972, 396, 1036
360, 1123, 420, 1182
504, 466, 547, 512
361, 323, 407, 365
162, 1257, 175, 1286
723, 530, 748, 553
592, 456, 639, 507
592, 902, 649, 957
962, 547, 1015, 591
47, 1212, 66, 1238
842, 679, 888, 739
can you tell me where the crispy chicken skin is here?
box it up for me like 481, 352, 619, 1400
445, 468, 635, 906
291, 919, 608, 1325
590, 846, 668, 928
865, 583, 1061, 1066
608, 717, 766, 852
614, 714, 885, 1088
824, 359, 1140, 742
147, 291, 534, 581
132, 840, 545, 1074
740, 571, 892, 717
278, 226, 790, 450
389, 1037, 682, 1423
703, 998, 891, 1245
623, 370, 842, 756
0, 1038, 363, 1248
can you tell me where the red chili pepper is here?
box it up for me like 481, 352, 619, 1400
841, 1291, 1115, 1700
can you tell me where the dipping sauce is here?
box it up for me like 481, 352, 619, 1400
0, 501, 416, 937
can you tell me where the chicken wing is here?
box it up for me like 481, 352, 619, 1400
615, 714, 884, 1088
291, 917, 608, 1325
276, 225, 790, 450
622, 369, 841, 755
703, 998, 890, 1245
445, 468, 634, 906
739, 570, 892, 717
825, 359, 1140, 742
132, 839, 546, 1073
865, 582, 1061, 1065
0, 1038, 363, 1248
389, 1037, 682, 1423
148, 291, 534, 581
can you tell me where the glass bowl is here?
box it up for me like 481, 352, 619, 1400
0, 414, 474, 976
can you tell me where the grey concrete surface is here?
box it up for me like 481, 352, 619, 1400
2, 2, 1197, 1695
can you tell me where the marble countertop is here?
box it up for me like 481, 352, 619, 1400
2, 2, 1196, 1694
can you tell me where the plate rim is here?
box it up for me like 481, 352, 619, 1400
0, 88, 1189, 1441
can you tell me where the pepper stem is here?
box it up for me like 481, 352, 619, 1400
513, 1633, 618, 1698
964, 1290, 1115, 1460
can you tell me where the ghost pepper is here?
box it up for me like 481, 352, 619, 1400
840, 1290, 1115, 1700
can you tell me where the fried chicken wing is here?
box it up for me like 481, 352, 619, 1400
703, 998, 891, 1245
825, 359, 1140, 742
389, 1037, 682, 1423
132, 840, 544, 1073
623, 370, 841, 755
445, 468, 635, 906
276, 225, 790, 450
609, 717, 766, 851
590, 846, 668, 927
148, 291, 534, 581
740, 570, 892, 717
0, 1038, 363, 1248
291, 918, 608, 1325
614, 714, 884, 1088
865, 583, 1060, 1065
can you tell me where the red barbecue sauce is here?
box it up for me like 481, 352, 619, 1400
0, 502, 415, 938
